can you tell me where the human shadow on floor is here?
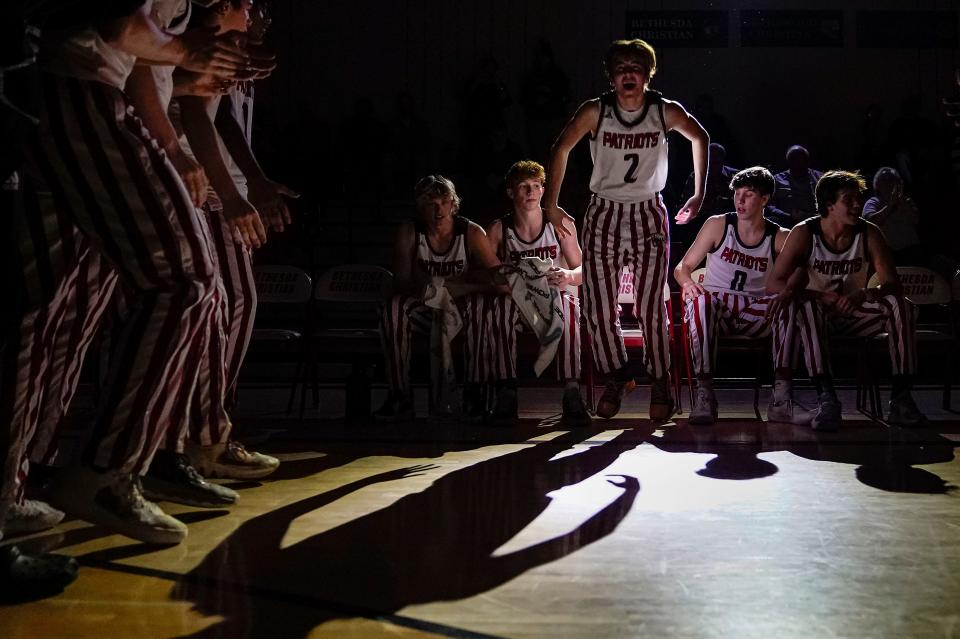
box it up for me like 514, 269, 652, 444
170, 427, 645, 638
250, 422, 559, 482
765, 421, 956, 494
649, 421, 779, 480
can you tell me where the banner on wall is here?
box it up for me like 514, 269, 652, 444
741, 10, 843, 48
625, 11, 728, 48
857, 11, 958, 48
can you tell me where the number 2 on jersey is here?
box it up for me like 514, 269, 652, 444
623, 153, 639, 183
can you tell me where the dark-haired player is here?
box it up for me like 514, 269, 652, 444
675, 167, 811, 426
767, 170, 927, 430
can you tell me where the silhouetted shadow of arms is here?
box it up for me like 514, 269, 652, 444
483, 475, 640, 587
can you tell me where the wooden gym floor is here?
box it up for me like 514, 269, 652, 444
2, 387, 958, 639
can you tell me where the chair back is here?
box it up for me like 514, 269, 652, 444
689, 267, 707, 285
254, 266, 312, 304
866, 266, 951, 305
315, 264, 394, 303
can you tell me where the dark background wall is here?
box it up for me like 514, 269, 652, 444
249, 0, 960, 267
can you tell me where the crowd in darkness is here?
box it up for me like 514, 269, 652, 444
251, 42, 960, 276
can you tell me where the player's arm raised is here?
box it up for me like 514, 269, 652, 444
674, 215, 724, 300
663, 100, 709, 225
544, 100, 600, 239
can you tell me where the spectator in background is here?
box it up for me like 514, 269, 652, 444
770, 145, 822, 225
862, 167, 922, 266
693, 94, 741, 165
675, 143, 737, 244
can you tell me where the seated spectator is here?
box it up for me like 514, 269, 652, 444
770, 145, 822, 225
862, 167, 923, 265
673, 143, 736, 245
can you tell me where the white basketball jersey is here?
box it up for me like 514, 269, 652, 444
589, 92, 669, 202
805, 218, 869, 295
415, 216, 469, 278
499, 215, 564, 268
703, 214, 780, 296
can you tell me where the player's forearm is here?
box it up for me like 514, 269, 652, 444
869, 280, 903, 299
767, 265, 803, 295
674, 262, 694, 288
214, 99, 268, 185
690, 129, 710, 197
179, 97, 242, 202
544, 145, 571, 208
125, 66, 181, 153
568, 266, 583, 287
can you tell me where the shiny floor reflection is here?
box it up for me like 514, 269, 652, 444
2, 407, 958, 639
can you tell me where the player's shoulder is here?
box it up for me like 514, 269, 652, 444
576, 98, 602, 117
788, 217, 816, 241
462, 217, 488, 237
486, 217, 504, 233
694, 214, 727, 243
703, 213, 729, 230
860, 217, 884, 239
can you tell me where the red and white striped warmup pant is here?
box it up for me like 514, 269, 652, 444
1, 75, 220, 513
794, 295, 917, 376
684, 291, 796, 377
581, 195, 671, 379
380, 293, 488, 397
166, 204, 257, 449
488, 292, 581, 381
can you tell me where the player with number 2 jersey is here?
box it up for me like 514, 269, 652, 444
543, 38, 709, 422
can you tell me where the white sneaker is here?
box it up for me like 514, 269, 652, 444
46, 466, 187, 545
767, 397, 814, 425
4, 500, 65, 535
186, 441, 280, 480
688, 385, 718, 426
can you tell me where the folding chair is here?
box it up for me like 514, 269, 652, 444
312, 264, 393, 422
863, 266, 957, 416
244, 265, 313, 412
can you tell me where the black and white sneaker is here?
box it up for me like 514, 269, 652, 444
142, 450, 238, 508
0, 546, 78, 602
